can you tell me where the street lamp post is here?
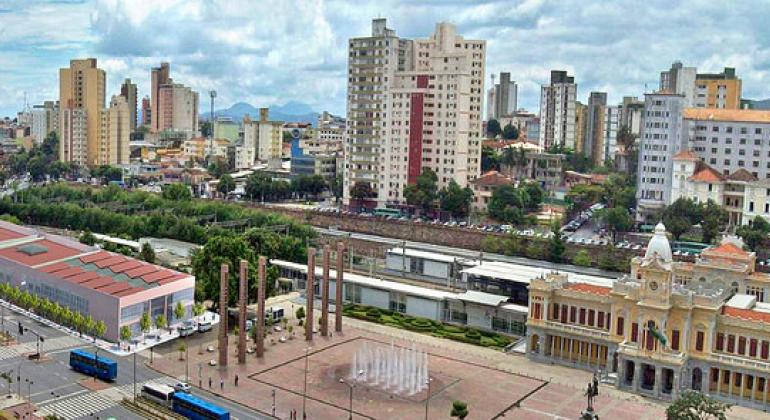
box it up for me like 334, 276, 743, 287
424, 377, 433, 420
184, 337, 189, 383
302, 348, 309, 418
25, 379, 32, 416
339, 378, 354, 420
132, 351, 136, 402
271, 389, 276, 417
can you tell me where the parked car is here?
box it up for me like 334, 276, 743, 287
178, 324, 195, 337
198, 321, 212, 333
174, 382, 192, 393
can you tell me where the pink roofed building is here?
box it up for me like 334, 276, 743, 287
0, 221, 195, 342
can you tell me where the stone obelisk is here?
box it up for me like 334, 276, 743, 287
237, 260, 247, 364
335, 241, 345, 333
320, 245, 330, 337
218, 263, 229, 367
305, 248, 316, 342
256, 256, 267, 357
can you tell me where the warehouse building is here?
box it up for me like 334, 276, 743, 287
0, 221, 195, 342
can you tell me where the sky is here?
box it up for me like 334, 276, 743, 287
2, 0, 770, 118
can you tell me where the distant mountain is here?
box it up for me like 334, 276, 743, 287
746, 98, 770, 110
202, 101, 319, 125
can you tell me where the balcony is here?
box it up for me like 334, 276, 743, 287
618, 342, 686, 365
710, 352, 770, 371
530, 319, 611, 341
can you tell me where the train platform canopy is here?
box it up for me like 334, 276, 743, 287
461, 261, 614, 288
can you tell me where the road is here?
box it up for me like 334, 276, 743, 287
0, 310, 269, 419
317, 227, 621, 278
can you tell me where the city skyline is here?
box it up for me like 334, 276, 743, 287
3, 0, 770, 117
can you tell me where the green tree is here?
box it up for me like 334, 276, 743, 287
162, 183, 192, 201
200, 121, 213, 137
439, 180, 474, 219
193, 302, 206, 317
737, 216, 770, 251
662, 198, 702, 240
350, 182, 375, 202
450, 400, 469, 419
566, 184, 604, 213
295, 306, 305, 322
174, 301, 186, 323
701, 200, 728, 244
501, 123, 519, 140
208, 158, 228, 179
190, 235, 257, 308
217, 174, 236, 197
140, 312, 152, 341
486, 119, 502, 138
94, 320, 106, 340
572, 249, 593, 267
120, 325, 132, 343
178, 342, 187, 360
79, 230, 96, 246
140, 242, 155, 263
403, 168, 438, 213
155, 314, 167, 331
548, 220, 565, 262
595, 207, 634, 242
481, 146, 501, 172
666, 390, 729, 420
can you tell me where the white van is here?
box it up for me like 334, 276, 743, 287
197, 321, 212, 333
178, 324, 195, 337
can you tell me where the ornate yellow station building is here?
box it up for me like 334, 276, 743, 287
527, 223, 770, 410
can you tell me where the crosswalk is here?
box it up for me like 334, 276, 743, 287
36, 376, 179, 419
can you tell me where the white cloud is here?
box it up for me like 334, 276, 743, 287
3, 0, 770, 117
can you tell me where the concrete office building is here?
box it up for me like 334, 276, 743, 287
58, 58, 106, 165
487, 72, 517, 120
620, 96, 644, 136
120, 78, 138, 132
527, 224, 770, 411
635, 92, 687, 222
344, 18, 485, 209
539, 70, 577, 150
158, 83, 199, 137
0, 221, 194, 342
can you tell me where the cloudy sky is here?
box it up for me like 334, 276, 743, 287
2, 0, 770, 118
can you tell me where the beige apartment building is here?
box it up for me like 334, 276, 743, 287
343, 18, 485, 209
58, 58, 106, 165
106, 96, 130, 165
236, 108, 282, 169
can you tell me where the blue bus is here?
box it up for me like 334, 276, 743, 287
69, 349, 118, 381
171, 392, 230, 420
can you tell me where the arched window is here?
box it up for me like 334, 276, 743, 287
731, 281, 739, 294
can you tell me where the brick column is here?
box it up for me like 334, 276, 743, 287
320, 245, 330, 337
305, 248, 315, 342
237, 260, 247, 364
218, 264, 229, 368
256, 256, 266, 358
335, 242, 344, 333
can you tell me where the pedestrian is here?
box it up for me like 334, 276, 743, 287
234, 374, 239, 387
199, 379, 202, 388
208, 377, 212, 388
220, 378, 224, 390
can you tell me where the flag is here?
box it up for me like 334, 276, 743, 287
648, 323, 667, 347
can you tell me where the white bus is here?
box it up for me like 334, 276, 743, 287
141, 382, 175, 406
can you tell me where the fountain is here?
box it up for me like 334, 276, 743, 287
349, 340, 429, 395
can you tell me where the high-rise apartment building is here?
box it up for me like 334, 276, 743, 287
585, 92, 607, 164
106, 96, 130, 165
141, 96, 151, 127
150, 62, 170, 133
695, 67, 742, 109
120, 78, 138, 132
58, 58, 106, 165
661, 62, 742, 109
31, 101, 59, 143
157, 82, 199, 137
237, 108, 282, 169
635, 92, 687, 221
60, 108, 87, 167
574, 102, 586, 154
619, 96, 644, 137
487, 72, 517, 120
539, 70, 577, 150
343, 18, 485, 209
